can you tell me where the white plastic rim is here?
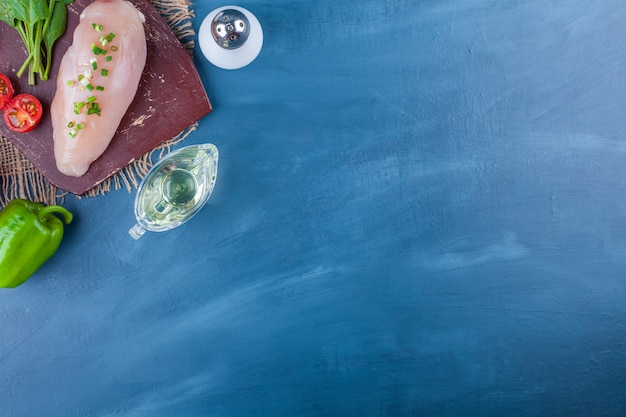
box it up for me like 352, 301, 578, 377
198, 5, 263, 70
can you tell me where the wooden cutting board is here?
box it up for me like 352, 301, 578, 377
0, 0, 212, 195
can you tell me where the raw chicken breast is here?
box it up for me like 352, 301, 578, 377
51, 0, 147, 177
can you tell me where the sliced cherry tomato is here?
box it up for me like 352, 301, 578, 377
0, 73, 14, 110
3, 94, 43, 133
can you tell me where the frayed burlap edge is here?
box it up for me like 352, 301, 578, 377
151, 0, 196, 50
0, 0, 197, 207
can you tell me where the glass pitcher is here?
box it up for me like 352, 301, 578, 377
129, 143, 219, 239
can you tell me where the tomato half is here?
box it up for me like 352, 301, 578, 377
3, 94, 43, 133
0, 73, 14, 110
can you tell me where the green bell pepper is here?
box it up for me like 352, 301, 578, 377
0, 199, 73, 288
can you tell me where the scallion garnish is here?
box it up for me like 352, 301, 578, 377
92, 23, 103, 32
87, 102, 102, 116
101, 69, 108, 77
96, 86, 105, 91
74, 101, 85, 114
91, 44, 106, 55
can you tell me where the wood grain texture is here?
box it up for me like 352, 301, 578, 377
0, 0, 212, 194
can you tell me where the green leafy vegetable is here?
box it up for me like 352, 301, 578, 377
42, 0, 71, 80
0, 0, 74, 85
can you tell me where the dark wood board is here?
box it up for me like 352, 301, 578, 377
0, 0, 212, 195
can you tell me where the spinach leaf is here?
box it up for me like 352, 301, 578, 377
0, 2, 17, 28
11, 0, 48, 29
1, 0, 74, 85
43, 0, 68, 80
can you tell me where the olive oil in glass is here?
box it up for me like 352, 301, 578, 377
129, 143, 218, 239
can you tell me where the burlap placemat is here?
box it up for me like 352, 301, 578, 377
0, 0, 198, 206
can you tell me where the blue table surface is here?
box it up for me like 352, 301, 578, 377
3, 1, 626, 416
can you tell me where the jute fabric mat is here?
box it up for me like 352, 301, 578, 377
0, 0, 198, 206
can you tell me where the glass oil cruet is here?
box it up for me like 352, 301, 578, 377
129, 143, 219, 239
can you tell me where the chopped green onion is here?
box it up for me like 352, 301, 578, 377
87, 102, 102, 116
90, 58, 98, 70
86, 84, 95, 92
91, 44, 106, 55
77, 123, 85, 130
87, 95, 96, 103
69, 129, 77, 138
106, 33, 116, 42
92, 23, 103, 32
106, 56, 113, 62
96, 86, 105, 91
101, 69, 108, 77
67, 121, 75, 128
74, 101, 85, 114
66, 80, 75, 87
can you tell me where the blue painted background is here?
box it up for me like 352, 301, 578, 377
2, 0, 626, 415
